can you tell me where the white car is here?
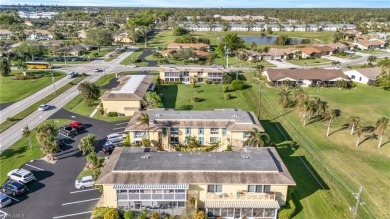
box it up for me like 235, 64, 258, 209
127, 64, 136, 68
38, 104, 50, 111
94, 68, 100, 72
75, 176, 94, 189
106, 133, 127, 141
7, 168, 36, 184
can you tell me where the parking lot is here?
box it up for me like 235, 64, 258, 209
2, 109, 129, 219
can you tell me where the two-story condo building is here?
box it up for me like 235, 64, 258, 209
159, 66, 226, 84
125, 108, 264, 148
95, 147, 296, 219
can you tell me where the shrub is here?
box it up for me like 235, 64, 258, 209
191, 97, 201, 102
142, 138, 151, 146
164, 81, 182, 85
204, 79, 212, 84
81, 73, 88, 76
104, 208, 120, 219
107, 112, 118, 117
6, 117, 14, 122
135, 58, 142, 63
13, 73, 30, 80
92, 207, 111, 219
124, 210, 136, 219
123, 133, 131, 147
224, 93, 231, 100
230, 80, 245, 90
278, 189, 296, 219
177, 105, 193, 110
98, 103, 105, 115
68, 82, 74, 85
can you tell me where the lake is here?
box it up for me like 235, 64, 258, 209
241, 36, 302, 44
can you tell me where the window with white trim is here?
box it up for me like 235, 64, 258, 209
207, 184, 222, 193
210, 128, 219, 134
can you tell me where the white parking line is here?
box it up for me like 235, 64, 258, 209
7, 196, 19, 202
70, 188, 98, 194
62, 198, 100, 206
115, 122, 128, 126
112, 126, 126, 130
58, 133, 74, 140
53, 211, 92, 219
24, 164, 44, 171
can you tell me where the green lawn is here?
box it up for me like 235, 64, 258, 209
0, 70, 65, 104
287, 58, 333, 66
0, 76, 87, 133
120, 48, 147, 66
147, 30, 334, 48
214, 56, 275, 67
331, 53, 361, 60
0, 119, 71, 184
157, 74, 390, 218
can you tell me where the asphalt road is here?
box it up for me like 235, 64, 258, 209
2, 109, 127, 219
0, 48, 136, 152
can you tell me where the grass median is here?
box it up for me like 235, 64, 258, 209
0, 76, 87, 133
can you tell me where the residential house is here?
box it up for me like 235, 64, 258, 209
230, 23, 249, 31
319, 42, 350, 52
181, 23, 210, 32
67, 44, 90, 56
95, 146, 295, 218
99, 75, 154, 116
323, 24, 345, 31
0, 29, 13, 40
312, 45, 336, 56
159, 66, 226, 84
343, 67, 381, 85
55, 20, 91, 26
76, 30, 87, 39
266, 24, 280, 32
295, 24, 307, 32
307, 24, 319, 32
250, 22, 265, 31
25, 29, 53, 41
264, 68, 349, 87
267, 48, 296, 60
353, 39, 387, 50
125, 108, 264, 148
298, 47, 322, 58
282, 24, 295, 32
167, 43, 210, 50
114, 33, 133, 44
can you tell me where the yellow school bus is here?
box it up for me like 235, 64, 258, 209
26, 62, 53, 69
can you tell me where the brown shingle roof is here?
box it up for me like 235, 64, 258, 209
355, 67, 381, 80
312, 45, 335, 53
299, 47, 322, 55
266, 68, 349, 81
355, 39, 385, 47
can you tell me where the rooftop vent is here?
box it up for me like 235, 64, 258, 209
242, 156, 250, 159
156, 114, 161, 117
140, 155, 150, 159
233, 114, 238, 117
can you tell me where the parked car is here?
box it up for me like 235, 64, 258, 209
75, 176, 94, 189
69, 121, 83, 130
38, 104, 50, 111
71, 58, 78, 61
7, 169, 35, 184
0, 193, 12, 208
275, 59, 283, 62
127, 64, 136, 68
94, 68, 100, 72
102, 145, 116, 155
106, 133, 127, 141
59, 125, 77, 136
1, 181, 27, 196
104, 138, 123, 147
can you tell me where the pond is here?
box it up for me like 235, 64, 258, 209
240, 36, 302, 44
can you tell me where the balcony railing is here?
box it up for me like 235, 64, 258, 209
206, 192, 275, 200
118, 193, 186, 201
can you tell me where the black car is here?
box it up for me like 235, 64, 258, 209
2, 181, 27, 196
59, 125, 77, 136
102, 145, 116, 155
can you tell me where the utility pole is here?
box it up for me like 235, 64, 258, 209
50, 71, 56, 95
351, 186, 363, 219
224, 42, 231, 68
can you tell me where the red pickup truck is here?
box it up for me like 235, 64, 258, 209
69, 121, 83, 130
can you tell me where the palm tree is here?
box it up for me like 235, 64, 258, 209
322, 109, 337, 137
293, 87, 308, 106
36, 123, 58, 161
355, 125, 364, 147
301, 100, 311, 126
349, 116, 361, 135
78, 134, 96, 155
138, 112, 150, 140
244, 128, 270, 147
367, 55, 377, 64
278, 90, 290, 108
16, 60, 27, 76
254, 64, 264, 76
375, 117, 389, 148
22, 125, 32, 149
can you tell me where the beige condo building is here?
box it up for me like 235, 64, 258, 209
125, 108, 264, 148
159, 66, 227, 84
96, 147, 295, 219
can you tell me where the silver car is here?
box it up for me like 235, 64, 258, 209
75, 176, 94, 189
0, 193, 11, 208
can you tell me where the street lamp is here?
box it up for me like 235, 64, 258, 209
50, 71, 56, 95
